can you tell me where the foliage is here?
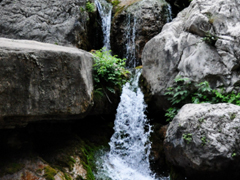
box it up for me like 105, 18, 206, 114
165, 76, 240, 122
86, 1, 95, 13
92, 48, 129, 95
201, 136, 207, 146
202, 32, 218, 46
111, 0, 120, 6
44, 166, 57, 180
183, 133, 192, 144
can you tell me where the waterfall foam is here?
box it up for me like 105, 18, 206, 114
94, 0, 112, 50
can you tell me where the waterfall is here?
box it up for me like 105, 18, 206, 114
166, 4, 172, 23
94, 0, 112, 50
95, 70, 168, 180
125, 14, 137, 68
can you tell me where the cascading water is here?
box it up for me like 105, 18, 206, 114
95, 70, 169, 180
94, 0, 112, 50
166, 4, 173, 23
125, 14, 137, 68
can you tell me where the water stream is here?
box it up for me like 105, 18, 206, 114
95, 70, 159, 180
125, 14, 137, 68
94, 0, 112, 50
166, 4, 173, 23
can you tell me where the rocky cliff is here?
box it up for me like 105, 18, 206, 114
141, 0, 240, 110
0, 0, 102, 50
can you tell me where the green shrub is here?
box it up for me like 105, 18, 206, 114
86, 2, 95, 13
92, 49, 129, 96
165, 76, 240, 122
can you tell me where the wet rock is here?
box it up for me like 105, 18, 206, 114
164, 103, 240, 179
111, 0, 170, 67
0, 0, 101, 50
165, 0, 190, 18
142, 0, 240, 110
0, 38, 93, 129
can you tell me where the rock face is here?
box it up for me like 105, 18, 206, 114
164, 103, 240, 179
111, 0, 171, 67
0, 38, 93, 129
141, 0, 240, 110
0, 0, 101, 50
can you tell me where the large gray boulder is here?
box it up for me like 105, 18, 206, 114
0, 0, 100, 50
111, 0, 171, 67
164, 103, 240, 179
0, 38, 93, 129
141, 0, 240, 110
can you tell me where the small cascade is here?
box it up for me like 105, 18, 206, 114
166, 4, 173, 23
125, 14, 137, 68
94, 0, 112, 50
95, 70, 169, 180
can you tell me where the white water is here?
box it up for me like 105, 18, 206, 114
95, 70, 165, 180
125, 14, 137, 68
94, 0, 112, 50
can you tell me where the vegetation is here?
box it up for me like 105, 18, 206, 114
86, 1, 95, 13
183, 133, 192, 144
92, 48, 129, 97
111, 0, 120, 6
165, 76, 240, 122
44, 166, 57, 180
202, 32, 218, 46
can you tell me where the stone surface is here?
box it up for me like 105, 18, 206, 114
111, 0, 170, 67
0, 0, 101, 50
142, 0, 240, 110
164, 103, 240, 179
0, 38, 93, 129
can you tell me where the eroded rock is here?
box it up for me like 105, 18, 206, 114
0, 0, 101, 50
164, 103, 240, 179
0, 38, 93, 129
141, 0, 240, 110
111, 0, 171, 67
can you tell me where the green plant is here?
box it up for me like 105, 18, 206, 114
183, 133, 192, 144
198, 118, 205, 123
165, 107, 179, 122
86, 1, 95, 13
80, 6, 85, 12
64, 173, 72, 180
44, 166, 57, 180
92, 48, 129, 97
201, 136, 207, 146
230, 113, 237, 120
164, 76, 240, 122
112, 0, 120, 6
202, 32, 218, 46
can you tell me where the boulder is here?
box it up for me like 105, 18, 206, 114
0, 0, 101, 50
111, 0, 171, 67
164, 103, 240, 179
141, 0, 240, 110
0, 38, 93, 129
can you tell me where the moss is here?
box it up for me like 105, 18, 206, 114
44, 165, 57, 180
